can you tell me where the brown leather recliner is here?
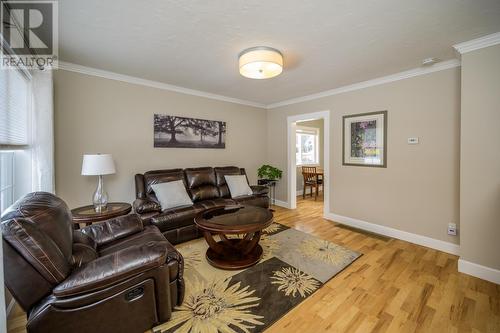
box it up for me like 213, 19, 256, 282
133, 166, 269, 244
1, 192, 184, 333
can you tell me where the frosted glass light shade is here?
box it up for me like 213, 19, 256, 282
239, 47, 283, 79
81, 154, 116, 175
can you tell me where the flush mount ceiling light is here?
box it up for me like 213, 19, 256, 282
239, 46, 283, 79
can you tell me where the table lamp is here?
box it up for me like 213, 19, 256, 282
81, 154, 116, 212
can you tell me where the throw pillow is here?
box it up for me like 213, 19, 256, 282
151, 180, 193, 210
224, 175, 253, 198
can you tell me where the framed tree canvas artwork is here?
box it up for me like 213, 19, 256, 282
154, 114, 226, 148
342, 111, 387, 167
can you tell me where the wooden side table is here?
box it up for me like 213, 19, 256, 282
71, 202, 132, 229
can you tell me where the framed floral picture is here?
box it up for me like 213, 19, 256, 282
342, 111, 387, 167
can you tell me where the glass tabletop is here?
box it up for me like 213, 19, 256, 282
198, 205, 273, 227
72, 203, 131, 217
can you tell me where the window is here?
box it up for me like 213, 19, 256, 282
0, 68, 30, 146
0, 67, 32, 213
296, 126, 319, 166
0, 152, 14, 212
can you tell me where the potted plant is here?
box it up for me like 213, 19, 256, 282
257, 165, 282, 183
257, 165, 282, 209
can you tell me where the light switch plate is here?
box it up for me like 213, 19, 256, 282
407, 137, 419, 144
447, 223, 457, 236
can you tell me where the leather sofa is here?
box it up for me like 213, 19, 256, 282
134, 166, 269, 244
1, 192, 184, 333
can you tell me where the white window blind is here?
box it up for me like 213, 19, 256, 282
0, 69, 30, 146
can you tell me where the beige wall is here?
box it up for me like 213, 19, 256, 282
460, 44, 500, 270
54, 70, 268, 208
267, 68, 461, 244
296, 119, 324, 192
54, 65, 464, 247
52, 57, 500, 271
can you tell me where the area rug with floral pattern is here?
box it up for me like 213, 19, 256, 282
153, 222, 361, 333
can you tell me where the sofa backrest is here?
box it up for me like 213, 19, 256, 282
143, 169, 185, 198
1, 192, 74, 310
135, 166, 251, 202
184, 167, 219, 202
214, 166, 243, 198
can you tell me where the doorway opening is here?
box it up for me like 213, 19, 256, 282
287, 111, 330, 217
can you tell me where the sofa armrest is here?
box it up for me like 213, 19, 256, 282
250, 185, 269, 196
53, 242, 168, 297
80, 214, 144, 247
133, 198, 161, 214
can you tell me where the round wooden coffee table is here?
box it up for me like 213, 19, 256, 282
194, 205, 273, 270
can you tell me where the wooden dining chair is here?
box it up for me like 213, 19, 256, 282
301, 166, 322, 200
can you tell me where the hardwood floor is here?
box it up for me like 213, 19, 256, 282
267, 197, 500, 332
7, 196, 500, 333
6, 302, 26, 333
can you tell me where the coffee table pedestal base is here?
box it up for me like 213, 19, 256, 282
203, 233, 263, 270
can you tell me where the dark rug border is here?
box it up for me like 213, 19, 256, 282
244, 222, 365, 333
161, 222, 363, 333
256, 252, 363, 333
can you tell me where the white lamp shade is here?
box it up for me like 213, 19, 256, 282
81, 154, 116, 176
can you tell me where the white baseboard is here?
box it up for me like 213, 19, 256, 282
272, 208, 498, 285
6, 299, 15, 317
325, 213, 460, 255
273, 199, 290, 209
458, 259, 500, 285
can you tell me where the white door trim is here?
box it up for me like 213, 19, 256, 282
287, 110, 331, 216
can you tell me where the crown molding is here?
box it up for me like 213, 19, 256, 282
453, 32, 500, 54
267, 59, 461, 109
57, 61, 266, 109
58, 58, 462, 110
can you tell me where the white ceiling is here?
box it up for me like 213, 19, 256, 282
58, 0, 500, 105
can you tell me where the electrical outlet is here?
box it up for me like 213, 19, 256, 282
447, 223, 457, 236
